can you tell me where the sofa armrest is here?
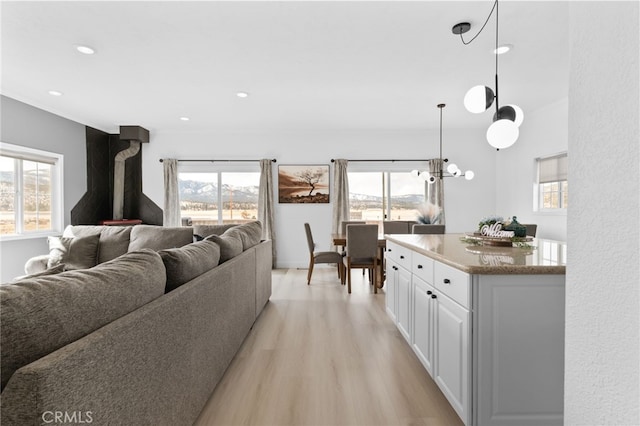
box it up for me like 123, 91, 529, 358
24, 255, 50, 275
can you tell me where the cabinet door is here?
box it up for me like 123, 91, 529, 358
434, 292, 470, 425
412, 276, 435, 375
397, 265, 412, 342
385, 258, 398, 322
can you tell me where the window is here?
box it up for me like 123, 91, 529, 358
348, 170, 425, 228
535, 153, 568, 210
0, 143, 64, 238
178, 166, 260, 225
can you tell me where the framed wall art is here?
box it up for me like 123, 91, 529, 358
278, 165, 330, 204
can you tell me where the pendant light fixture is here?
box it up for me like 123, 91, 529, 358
411, 104, 474, 183
453, 0, 524, 150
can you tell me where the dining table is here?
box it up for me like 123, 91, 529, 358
331, 233, 387, 288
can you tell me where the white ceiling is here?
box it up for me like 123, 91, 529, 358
1, 1, 570, 135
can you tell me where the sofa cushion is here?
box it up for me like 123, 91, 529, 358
159, 241, 221, 293
223, 221, 262, 251
193, 224, 238, 238
204, 234, 243, 263
0, 249, 166, 391
47, 234, 100, 270
64, 225, 132, 263
128, 225, 194, 252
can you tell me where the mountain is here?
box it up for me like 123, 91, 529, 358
179, 179, 259, 204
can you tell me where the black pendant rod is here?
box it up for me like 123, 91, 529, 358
495, 0, 500, 115
438, 103, 445, 179
159, 159, 276, 163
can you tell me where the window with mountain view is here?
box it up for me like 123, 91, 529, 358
348, 172, 425, 228
179, 171, 260, 225
0, 143, 63, 238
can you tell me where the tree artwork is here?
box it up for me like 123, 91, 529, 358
278, 165, 330, 204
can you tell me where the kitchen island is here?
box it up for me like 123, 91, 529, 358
384, 234, 566, 426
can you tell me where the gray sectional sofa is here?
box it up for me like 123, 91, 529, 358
0, 221, 272, 425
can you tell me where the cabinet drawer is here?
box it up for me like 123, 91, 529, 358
434, 262, 470, 308
386, 241, 412, 270
412, 252, 434, 284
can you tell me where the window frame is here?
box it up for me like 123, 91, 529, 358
533, 152, 568, 213
178, 162, 260, 225
0, 142, 64, 241
346, 161, 428, 225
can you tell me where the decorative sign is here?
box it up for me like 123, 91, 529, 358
480, 222, 515, 238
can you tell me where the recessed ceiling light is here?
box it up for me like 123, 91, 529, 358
494, 44, 513, 55
180, 117, 190, 121
236, 92, 249, 98
48, 90, 63, 96
75, 45, 95, 55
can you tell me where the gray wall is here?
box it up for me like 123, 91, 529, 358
0, 96, 87, 282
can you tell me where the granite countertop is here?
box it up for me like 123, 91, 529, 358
385, 233, 567, 275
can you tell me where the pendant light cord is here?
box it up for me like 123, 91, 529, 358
457, 0, 498, 45
438, 104, 444, 179
495, 0, 500, 114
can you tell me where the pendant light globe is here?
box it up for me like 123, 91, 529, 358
487, 119, 519, 149
464, 85, 495, 113
504, 104, 524, 127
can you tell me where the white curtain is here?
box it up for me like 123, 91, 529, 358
163, 159, 181, 227
258, 159, 276, 267
331, 159, 350, 235
426, 158, 445, 224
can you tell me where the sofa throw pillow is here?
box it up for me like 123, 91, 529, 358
204, 234, 243, 263
0, 249, 166, 391
47, 234, 100, 270
128, 225, 194, 252
64, 225, 132, 264
223, 221, 262, 251
159, 241, 221, 293
193, 224, 237, 238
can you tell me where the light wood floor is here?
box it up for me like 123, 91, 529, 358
195, 267, 463, 426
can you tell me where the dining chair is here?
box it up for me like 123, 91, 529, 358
343, 224, 379, 294
383, 220, 411, 234
412, 224, 446, 234
523, 224, 538, 237
304, 223, 343, 285
340, 220, 366, 235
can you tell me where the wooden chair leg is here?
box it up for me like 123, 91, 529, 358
307, 258, 314, 285
373, 259, 378, 294
347, 259, 352, 294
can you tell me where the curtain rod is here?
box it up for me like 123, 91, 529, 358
330, 158, 443, 163
159, 159, 276, 163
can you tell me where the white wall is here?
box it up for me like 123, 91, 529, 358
565, 2, 639, 425
141, 127, 496, 268
496, 98, 568, 241
0, 96, 87, 282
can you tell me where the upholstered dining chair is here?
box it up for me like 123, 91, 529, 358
340, 220, 366, 235
304, 223, 343, 285
343, 224, 379, 294
412, 224, 446, 234
383, 220, 411, 234
523, 224, 538, 237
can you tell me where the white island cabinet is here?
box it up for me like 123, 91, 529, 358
384, 234, 566, 426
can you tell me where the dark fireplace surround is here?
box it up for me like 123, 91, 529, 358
70, 126, 162, 225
